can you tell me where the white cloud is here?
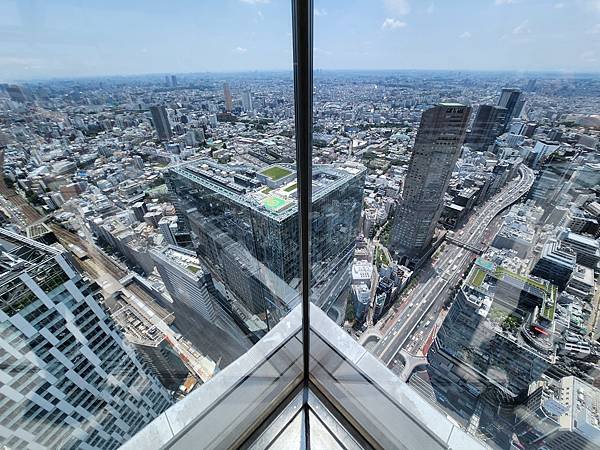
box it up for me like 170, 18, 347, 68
234, 46, 248, 53
315, 8, 327, 16
589, 23, 600, 33
554, 2, 565, 8
512, 19, 531, 35
240, 0, 269, 4
257, 11, 264, 20
459, 31, 472, 39
384, 0, 410, 16
495, 0, 516, 5
382, 18, 407, 29
427, 3, 435, 14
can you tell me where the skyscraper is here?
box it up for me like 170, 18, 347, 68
149, 105, 172, 142
466, 104, 507, 151
6, 84, 27, 103
165, 160, 365, 329
223, 82, 233, 112
390, 103, 471, 262
242, 90, 253, 112
0, 229, 172, 449
498, 88, 523, 132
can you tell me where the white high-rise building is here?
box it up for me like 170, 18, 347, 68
0, 229, 172, 449
150, 245, 218, 322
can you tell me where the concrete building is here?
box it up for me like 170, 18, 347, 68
560, 230, 600, 269
390, 103, 471, 263
150, 245, 219, 323
498, 88, 523, 132
149, 105, 172, 142
223, 82, 233, 112
566, 265, 595, 300
429, 258, 558, 412
0, 229, 172, 449
351, 283, 370, 323
112, 302, 189, 391
241, 90, 253, 112
466, 105, 507, 151
158, 216, 178, 246
515, 376, 600, 449
531, 240, 577, 290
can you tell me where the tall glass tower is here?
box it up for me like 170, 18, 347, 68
165, 160, 365, 328
390, 103, 471, 263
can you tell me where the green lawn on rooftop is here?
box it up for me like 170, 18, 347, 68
262, 195, 287, 211
283, 182, 297, 192
470, 269, 486, 287
261, 166, 292, 181
187, 265, 200, 273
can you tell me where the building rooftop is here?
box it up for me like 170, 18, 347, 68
169, 159, 365, 221
158, 245, 207, 278
465, 258, 558, 358
123, 304, 484, 450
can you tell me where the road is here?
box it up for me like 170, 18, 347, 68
373, 165, 535, 367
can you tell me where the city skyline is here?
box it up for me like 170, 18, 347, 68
1, 6, 600, 444
2, 0, 600, 80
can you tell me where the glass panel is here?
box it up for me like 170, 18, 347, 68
313, 1, 600, 449
0, 1, 301, 448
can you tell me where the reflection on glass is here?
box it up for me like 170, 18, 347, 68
1, 0, 600, 448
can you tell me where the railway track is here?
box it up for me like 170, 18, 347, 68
0, 151, 44, 224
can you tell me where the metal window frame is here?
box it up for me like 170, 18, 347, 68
291, 0, 314, 446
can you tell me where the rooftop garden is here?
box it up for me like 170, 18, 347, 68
470, 268, 486, 287
283, 182, 297, 192
260, 166, 292, 181
187, 265, 200, 274
488, 306, 523, 333
540, 287, 558, 321
375, 246, 390, 268
494, 266, 550, 292
262, 195, 287, 211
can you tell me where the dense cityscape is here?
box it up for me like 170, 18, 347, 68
0, 69, 599, 449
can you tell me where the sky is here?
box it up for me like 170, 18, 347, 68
1, 0, 600, 80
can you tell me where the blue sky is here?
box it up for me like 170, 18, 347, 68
1, 0, 599, 79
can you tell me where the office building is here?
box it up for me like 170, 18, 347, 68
352, 283, 370, 323
223, 82, 233, 112
560, 229, 600, 269
532, 240, 577, 290
515, 376, 600, 449
6, 84, 27, 103
112, 302, 189, 391
151, 245, 219, 322
149, 105, 172, 142
497, 88, 523, 132
165, 160, 365, 322
390, 103, 471, 262
242, 90, 253, 112
0, 229, 172, 449
157, 216, 178, 246
429, 258, 558, 411
467, 105, 507, 151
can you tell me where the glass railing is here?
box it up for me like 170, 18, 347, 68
124, 304, 482, 449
